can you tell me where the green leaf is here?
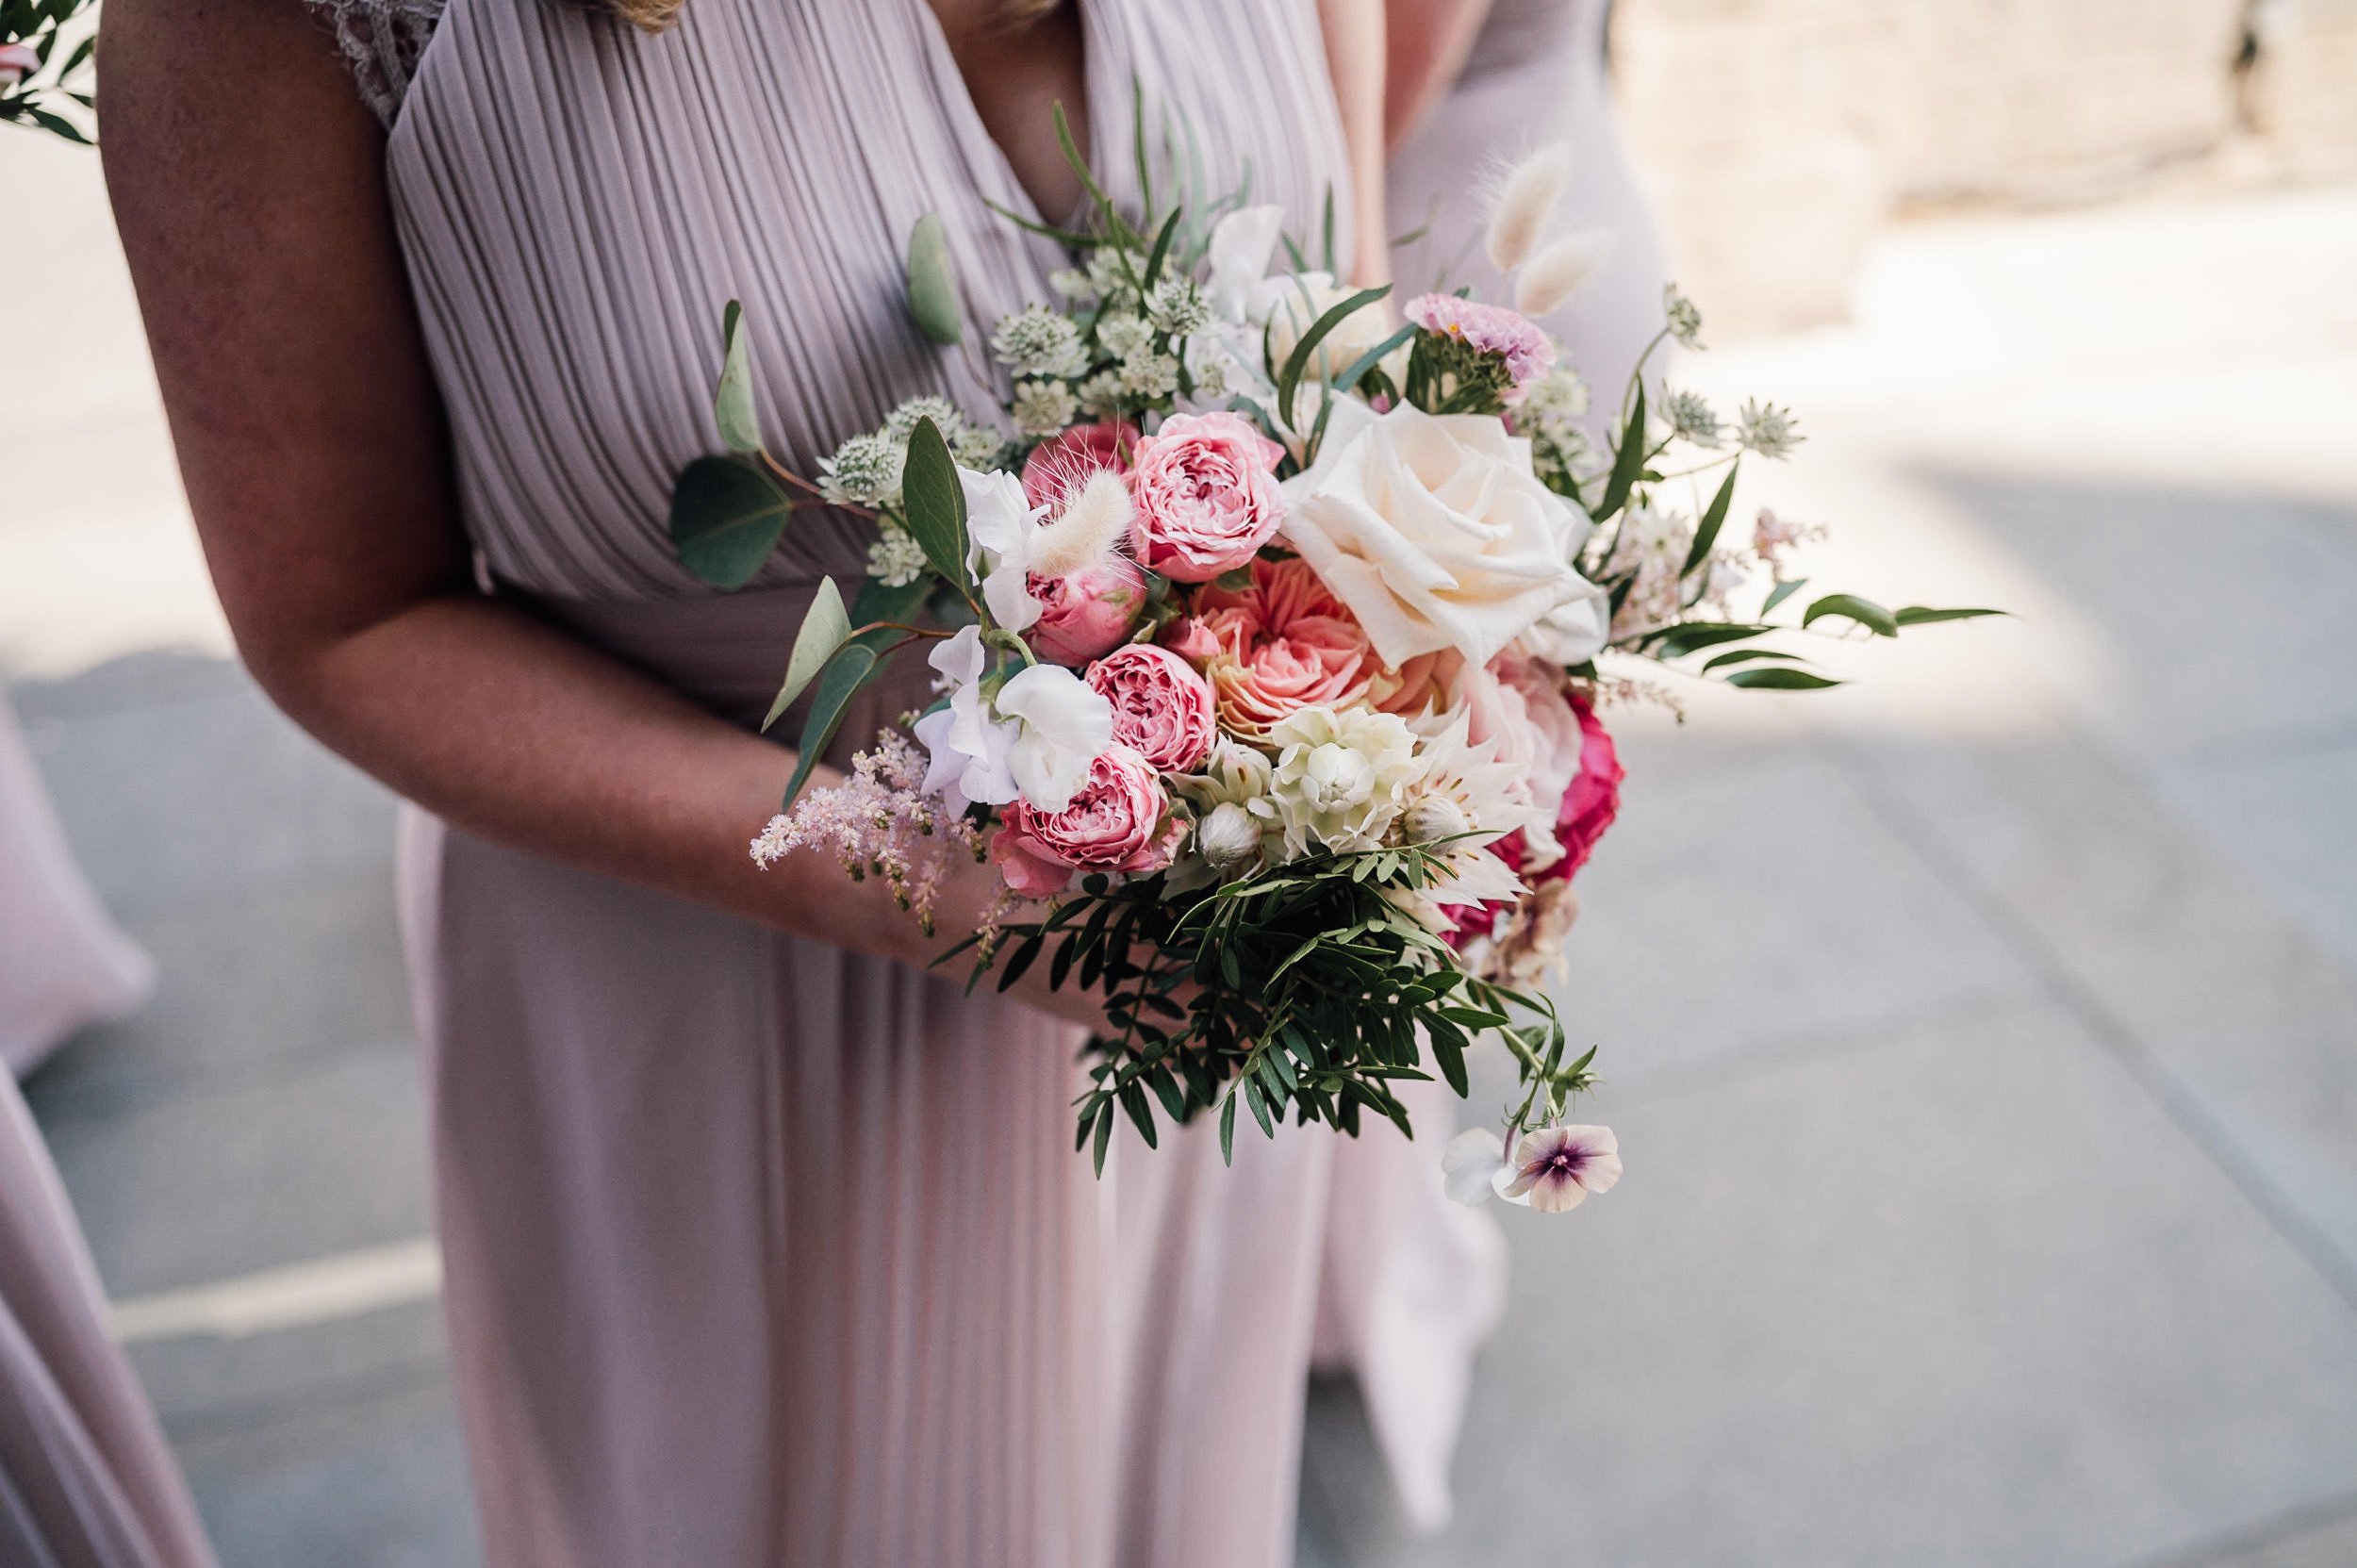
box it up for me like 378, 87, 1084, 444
1141, 206, 1183, 289
1593, 384, 1648, 523
1682, 462, 1739, 577
899, 418, 972, 591
1701, 647, 1807, 673
669, 454, 792, 590
1724, 666, 1842, 690
1803, 592, 1899, 637
1276, 284, 1391, 433
1244, 1073, 1276, 1138
762, 576, 852, 731
1649, 622, 1772, 660
778, 641, 883, 812
713, 300, 762, 454
1762, 577, 1808, 617
1219, 1092, 1239, 1165
1894, 605, 2008, 627
905, 213, 964, 346
1092, 1099, 1115, 1175
1331, 323, 1416, 401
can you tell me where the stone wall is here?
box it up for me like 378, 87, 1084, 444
1610, 0, 2357, 334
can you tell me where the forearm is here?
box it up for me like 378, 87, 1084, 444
1318, 0, 1393, 287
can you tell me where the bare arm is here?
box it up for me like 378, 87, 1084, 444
1383, 0, 1492, 151
1317, 0, 1392, 286
97, 0, 1101, 1025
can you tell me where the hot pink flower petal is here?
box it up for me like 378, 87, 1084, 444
1021, 420, 1137, 514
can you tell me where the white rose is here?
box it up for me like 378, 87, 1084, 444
1281, 401, 1605, 669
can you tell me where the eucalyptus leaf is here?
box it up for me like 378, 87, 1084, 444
668, 454, 792, 590
1762, 577, 1808, 617
778, 640, 882, 813
1803, 592, 1899, 637
712, 300, 763, 454
762, 576, 852, 732
899, 418, 972, 591
905, 213, 964, 346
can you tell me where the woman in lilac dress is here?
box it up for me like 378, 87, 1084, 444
97, 0, 1412, 1563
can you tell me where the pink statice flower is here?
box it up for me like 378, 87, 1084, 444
1404, 293, 1557, 388
750, 730, 984, 935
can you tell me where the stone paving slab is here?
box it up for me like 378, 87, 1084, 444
1310, 994, 2357, 1568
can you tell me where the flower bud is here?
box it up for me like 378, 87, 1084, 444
1197, 801, 1263, 874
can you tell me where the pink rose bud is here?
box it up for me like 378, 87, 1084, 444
1021, 420, 1138, 514
997, 745, 1178, 885
1027, 557, 1150, 667
1085, 643, 1217, 773
1159, 616, 1221, 664
1127, 411, 1287, 583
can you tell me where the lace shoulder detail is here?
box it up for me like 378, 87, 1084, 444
307, 0, 447, 128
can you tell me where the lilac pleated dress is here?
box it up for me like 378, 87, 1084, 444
298, 0, 1492, 1560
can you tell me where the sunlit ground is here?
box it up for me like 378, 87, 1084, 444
7, 116, 2357, 1566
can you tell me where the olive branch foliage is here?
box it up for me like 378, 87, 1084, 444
2, 0, 96, 144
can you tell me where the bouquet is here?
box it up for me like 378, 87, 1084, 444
2, 0, 95, 143
668, 121, 1999, 1211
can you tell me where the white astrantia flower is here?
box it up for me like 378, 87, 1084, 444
1011, 380, 1080, 439
1075, 370, 1127, 419
1660, 387, 1723, 449
820, 432, 904, 506
882, 395, 964, 446
951, 425, 1009, 471
991, 305, 1090, 379
912, 626, 1018, 812
865, 521, 928, 587
1048, 267, 1097, 304
1118, 350, 1181, 400
1442, 1123, 1622, 1213
959, 466, 1047, 631
1204, 203, 1286, 323
1662, 283, 1704, 349
1097, 312, 1154, 360
1736, 397, 1803, 460
1262, 705, 1426, 857
993, 663, 1113, 812
1147, 275, 1213, 338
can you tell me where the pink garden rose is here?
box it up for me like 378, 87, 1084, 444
991, 745, 1179, 897
1194, 556, 1375, 735
1028, 557, 1150, 667
1086, 644, 1216, 772
1158, 616, 1221, 664
1127, 411, 1286, 582
1021, 420, 1136, 514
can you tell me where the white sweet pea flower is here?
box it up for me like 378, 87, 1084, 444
1283, 400, 1605, 668
1442, 1123, 1622, 1213
1205, 204, 1286, 323
960, 466, 1047, 632
913, 625, 1018, 812
994, 663, 1114, 813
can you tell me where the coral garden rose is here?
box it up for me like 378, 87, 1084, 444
1085, 644, 1216, 773
1158, 615, 1221, 664
1194, 557, 1375, 735
1021, 420, 1137, 513
1281, 399, 1603, 668
992, 745, 1180, 897
1127, 411, 1287, 583
1028, 557, 1150, 667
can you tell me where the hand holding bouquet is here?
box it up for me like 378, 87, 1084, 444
668, 120, 1999, 1206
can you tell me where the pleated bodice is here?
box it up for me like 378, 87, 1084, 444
381, 0, 1355, 608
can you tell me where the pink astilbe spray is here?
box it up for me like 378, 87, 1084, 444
750, 731, 985, 936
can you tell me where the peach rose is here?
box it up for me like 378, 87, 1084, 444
1086, 644, 1216, 772
993, 745, 1179, 897
1021, 420, 1136, 514
1128, 411, 1286, 583
1194, 557, 1375, 735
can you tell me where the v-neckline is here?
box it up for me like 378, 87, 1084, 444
909, 0, 1117, 233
